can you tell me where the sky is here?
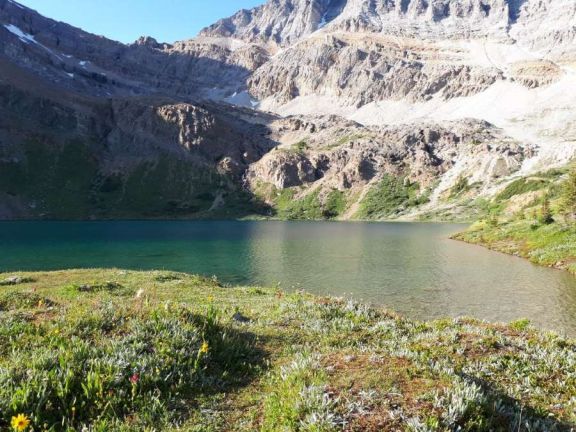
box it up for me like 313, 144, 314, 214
16, 0, 266, 44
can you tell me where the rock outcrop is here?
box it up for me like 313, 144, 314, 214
0, 0, 574, 220
246, 116, 530, 218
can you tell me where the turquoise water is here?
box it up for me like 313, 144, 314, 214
1, 220, 576, 334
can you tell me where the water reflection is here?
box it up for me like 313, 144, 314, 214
1, 220, 576, 335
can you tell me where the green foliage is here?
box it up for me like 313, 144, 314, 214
291, 141, 310, 153
0, 292, 54, 311
261, 354, 335, 432
510, 318, 531, 332
558, 167, 576, 219
538, 195, 554, 225
0, 138, 99, 218
272, 188, 348, 220
487, 212, 499, 227
536, 167, 567, 179
455, 219, 576, 273
0, 295, 258, 431
111, 157, 223, 216
0, 269, 575, 430
496, 178, 549, 201
322, 190, 347, 219
450, 176, 471, 198
276, 191, 324, 220
357, 175, 424, 219
274, 188, 296, 210
0, 139, 266, 219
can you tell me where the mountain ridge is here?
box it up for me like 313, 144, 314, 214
0, 0, 574, 220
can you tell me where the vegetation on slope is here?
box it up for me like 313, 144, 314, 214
357, 175, 429, 219
252, 183, 350, 221
275, 189, 348, 220
275, 190, 325, 220
0, 137, 269, 220
454, 168, 576, 273
0, 270, 575, 431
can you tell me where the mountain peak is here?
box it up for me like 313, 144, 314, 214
200, 0, 521, 45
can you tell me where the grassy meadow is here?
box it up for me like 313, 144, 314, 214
0, 270, 575, 431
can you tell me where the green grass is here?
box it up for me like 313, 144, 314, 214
0, 270, 575, 431
496, 178, 550, 201
272, 189, 347, 220
0, 138, 99, 218
357, 175, 427, 219
277, 191, 324, 220
454, 219, 576, 274
291, 141, 310, 154
454, 168, 576, 274
323, 190, 347, 219
449, 176, 471, 199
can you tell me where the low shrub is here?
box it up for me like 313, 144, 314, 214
496, 178, 549, 201
357, 175, 423, 219
0, 302, 258, 431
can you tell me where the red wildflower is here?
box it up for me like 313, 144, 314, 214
129, 373, 140, 384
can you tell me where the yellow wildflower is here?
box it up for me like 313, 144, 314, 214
207, 295, 214, 303
200, 341, 209, 354
11, 414, 30, 431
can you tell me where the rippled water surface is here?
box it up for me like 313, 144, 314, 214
1, 221, 576, 334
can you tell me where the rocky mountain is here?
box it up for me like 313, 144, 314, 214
0, 0, 574, 220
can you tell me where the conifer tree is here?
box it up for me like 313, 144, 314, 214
559, 168, 576, 221
538, 195, 554, 225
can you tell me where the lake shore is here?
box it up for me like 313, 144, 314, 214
453, 219, 576, 276
1, 269, 575, 431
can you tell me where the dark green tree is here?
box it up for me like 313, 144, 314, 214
559, 168, 576, 221
538, 195, 554, 225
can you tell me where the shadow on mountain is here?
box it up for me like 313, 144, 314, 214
0, 47, 277, 219
0, 0, 263, 100
508, 0, 527, 23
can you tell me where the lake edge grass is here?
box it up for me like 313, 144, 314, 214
0, 269, 575, 431
453, 219, 576, 276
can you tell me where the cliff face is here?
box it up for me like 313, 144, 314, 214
234, 0, 574, 111
201, 0, 576, 57
0, 73, 276, 218
0, 0, 574, 219
0, 0, 268, 99
201, 0, 514, 45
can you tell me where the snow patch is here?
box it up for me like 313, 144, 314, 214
190, 36, 247, 51
3, 24, 63, 60
7, 0, 25, 9
66, 73, 74, 79
224, 90, 260, 108
3, 24, 36, 44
